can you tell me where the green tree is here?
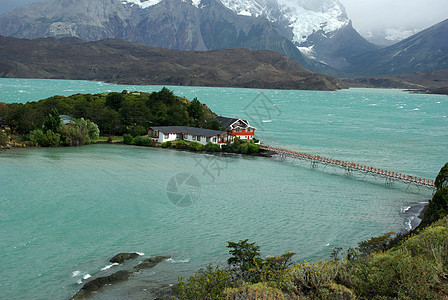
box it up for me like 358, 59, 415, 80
227, 239, 262, 283
187, 98, 204, 126
105, 92, 125, 111
43, 108, 62, 133
435, 162, 448, 191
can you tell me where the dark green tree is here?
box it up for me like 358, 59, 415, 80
43, 108, 61, 133
435, 162, 448, 191
187, 98, 204, 126
105, 92, 125, 111
227, 239, 262, 282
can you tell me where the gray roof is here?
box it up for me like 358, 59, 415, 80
216, 116, 239, 129
150, 126, 226, 137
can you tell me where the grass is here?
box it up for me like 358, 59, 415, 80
97, 136, 123, 143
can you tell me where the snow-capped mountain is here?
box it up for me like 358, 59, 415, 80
0, 0, 376, 71
117, 0, 376, 68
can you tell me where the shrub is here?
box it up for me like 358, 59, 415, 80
223, 283, 286, 300
162, 141, 172, 148
29, 129, 44, 146
204, 142, 221, 152
40, 130, 61, 147
247, 143, 260, 154
0, 130, 9, 146
123, 133, 134, 145
188, 141, 203, 151
282, 260, 341, 297
177, 264, 233, 299
133, 136, 152, 146
129, 125, 147, 137
176, 140, 187, 149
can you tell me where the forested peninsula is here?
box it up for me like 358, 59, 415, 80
0, 88, 261, 154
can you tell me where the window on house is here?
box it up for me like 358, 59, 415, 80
197, 136, 201, 142
213, 137, 217, 143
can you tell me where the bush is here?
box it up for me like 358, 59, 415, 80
29, 129, 44, 146
123, 133, 134, 145
133, 136, 152, 146
247, 143, 260, 154
41, 130, 61, 147
204, 142, 221, 152
223, 283, 286, 300
162, 141, 172, 148
177, 264, 233, 299
129, 125, 147, 137
0, 131, 9, 146
188, 141, 203, 151
176, 140, 187, 149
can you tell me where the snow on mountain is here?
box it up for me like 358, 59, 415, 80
123, 0, 201, 8
219, 0, 350, 44
122, 0, 350, 45
122, 0, 162, 8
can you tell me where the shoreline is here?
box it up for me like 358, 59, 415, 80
402, 201, 429, 231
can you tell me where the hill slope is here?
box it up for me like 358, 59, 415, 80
0, 36, 344, 90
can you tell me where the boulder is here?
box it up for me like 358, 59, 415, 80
109, 252, 140, 264
73, 270, 131, 299
133, 256, 170, 272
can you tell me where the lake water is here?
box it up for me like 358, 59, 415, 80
0, 78, 447, 299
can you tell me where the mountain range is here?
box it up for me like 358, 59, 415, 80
0, 0, 377, 72
0, 0, 446, 80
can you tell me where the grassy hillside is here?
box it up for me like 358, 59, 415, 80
177, 164, 448, 299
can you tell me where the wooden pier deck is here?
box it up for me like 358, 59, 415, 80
261, 145, 435, 190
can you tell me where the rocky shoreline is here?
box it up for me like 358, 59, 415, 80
72, 253, 171, 299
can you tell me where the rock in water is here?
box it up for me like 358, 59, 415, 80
133, 256, 170, 272
73, 270, 130, 299
109, 252, 140, 264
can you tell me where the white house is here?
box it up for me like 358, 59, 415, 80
148, 126, 234, 146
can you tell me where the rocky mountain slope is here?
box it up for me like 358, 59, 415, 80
0, 0, 376, 72
343, 19, 448, 77
0, 36, 344, 90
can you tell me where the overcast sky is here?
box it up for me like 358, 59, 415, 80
0, 0, 447, 33
340, 0, 447, 33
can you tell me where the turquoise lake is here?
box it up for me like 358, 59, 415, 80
0, 78, 447, 299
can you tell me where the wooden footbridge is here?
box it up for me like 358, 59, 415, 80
261, 145, 435, 191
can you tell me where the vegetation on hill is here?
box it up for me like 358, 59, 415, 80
176, 163, 448, 299
0, 88, 221, 138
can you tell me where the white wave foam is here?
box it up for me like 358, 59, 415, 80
83, 274, 92, 280
135, 252, 144, 256
72, 270, 81, 277
402, 205, 411, 213
101, 263, 119, 271
262, 120, 272, 123
413, 108, 420, 111
166, 257, 189, 263
76, 279, 82, 285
